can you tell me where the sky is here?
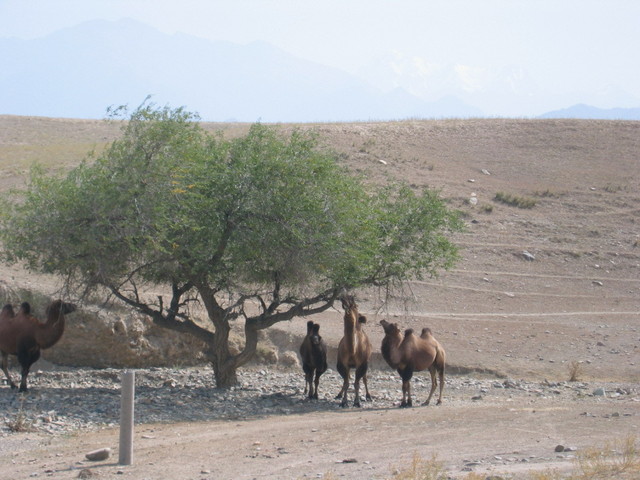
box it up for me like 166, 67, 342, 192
1, 0, 639, 114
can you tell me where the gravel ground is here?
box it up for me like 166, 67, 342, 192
2, 365, 637, 437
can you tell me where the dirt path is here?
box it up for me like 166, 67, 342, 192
4, 389, 638, 480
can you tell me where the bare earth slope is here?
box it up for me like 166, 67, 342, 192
0, 116, 639, 479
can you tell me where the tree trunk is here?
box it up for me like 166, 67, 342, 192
213, 358, 239, 388
209, 320, 239, 388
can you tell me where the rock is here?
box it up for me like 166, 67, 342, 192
554, 445, 565, 452
593, 387, 606, 396
85, 448, 111, 461
522, 250, 535, 261
77, 469, 93, 479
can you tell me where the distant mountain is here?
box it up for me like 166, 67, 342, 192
0, 19, 483, 122
539, 104, 640, 120
355, 51, 544, 117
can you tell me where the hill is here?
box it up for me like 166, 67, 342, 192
1, 115, 638, 381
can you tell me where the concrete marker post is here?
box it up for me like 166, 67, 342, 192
119, 370, 135, 465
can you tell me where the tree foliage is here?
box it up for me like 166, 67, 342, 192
1, 102, 462, 387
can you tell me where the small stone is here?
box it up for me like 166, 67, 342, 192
522, 250, 535, 261
593, 387, 606, 396
554, 445, 565, 452
85, 448, 111, 461
77, 468, 93, 478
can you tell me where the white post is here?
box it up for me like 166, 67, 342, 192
119, 370, 135, 465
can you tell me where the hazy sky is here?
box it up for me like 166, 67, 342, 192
1, 0, 639, 104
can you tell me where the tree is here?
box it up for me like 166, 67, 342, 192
0, 103, 462, 387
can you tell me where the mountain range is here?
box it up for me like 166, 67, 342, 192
1, 19, 638, 122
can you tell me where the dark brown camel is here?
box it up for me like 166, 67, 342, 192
299, 320, 328, 399
380, 319, 446, 407
0, 300, 77, 392
335, 295, 372, 407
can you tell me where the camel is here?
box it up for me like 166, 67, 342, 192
335, 295, 372, 407
0, 299, 77, 392
299, 320, 328, 399
380, 319, 446, 407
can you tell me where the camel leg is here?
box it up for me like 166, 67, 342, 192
17, 339, 40, 392
399, 367, 414, 407
336, 361, 350, 407
312, 370, 321, 399
436, 366, 445, 405
362, 372, 372, 401
424, 366, 438, 406
353, 363, 368, 408
1, 351, 18, 389
302, 364, 313, 398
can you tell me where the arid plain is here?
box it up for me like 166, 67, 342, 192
0, 116, 639, 479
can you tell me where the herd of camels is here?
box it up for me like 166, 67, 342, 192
1, 295, 445, 408
301, 294, 446, 408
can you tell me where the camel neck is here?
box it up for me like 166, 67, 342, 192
36, 312, 66, 349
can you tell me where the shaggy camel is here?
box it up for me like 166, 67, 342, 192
335, 295, 372, 407
0, 300, 77, 392
380, 319, 446, 407
299, 320, 328, 399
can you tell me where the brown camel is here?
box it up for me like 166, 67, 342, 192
0, 299, 77, 392
380, 319, 446, 407
299, 320, 328, 399
335, 295, 372, 407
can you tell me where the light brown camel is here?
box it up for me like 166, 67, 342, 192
335, 295, 372, 407
380, 319, 446, 407
299, 320, 328, 399
0, 300, 77, 392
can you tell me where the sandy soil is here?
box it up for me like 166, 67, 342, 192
1, 117, 639, 479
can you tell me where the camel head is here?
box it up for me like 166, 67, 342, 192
46, 300, 77, 317
342, 293, 362, 312
310, 323, 323, 346
380, 319, 401, 337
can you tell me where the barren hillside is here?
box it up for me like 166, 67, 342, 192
1, 116, 639, 480
1, 116, 639, 381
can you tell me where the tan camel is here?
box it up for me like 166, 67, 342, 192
299, 320, 328, 399
380, 319, 446, 407
0, 300, 77, 392
335, 295, 372, 407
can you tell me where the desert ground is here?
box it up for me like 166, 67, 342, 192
0, 116, 639, 479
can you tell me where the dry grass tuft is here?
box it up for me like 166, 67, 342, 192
568, 360, 583, 382
389, 453, 447, 480
5, 397, 35, 433
573, 435, 640, 479
494, 191, 537, 209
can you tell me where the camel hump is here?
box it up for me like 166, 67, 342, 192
19, 302, 31, 314
420, 327, 433, 339
404, 328, 415, 337
1, 304, 15, 316
312, 323, 320, 335
306, 320, 314, 334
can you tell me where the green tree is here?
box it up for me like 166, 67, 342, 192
0, 103, 462, 387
